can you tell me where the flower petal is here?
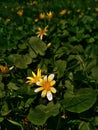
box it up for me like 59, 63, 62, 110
40, 35, 43, 40
47, 91, 53, 101
44, 75, 47, 81
37, 68, 41, 77
26, 77, 34, 80
50, 80, 56, 86
32, 71, 36, 77
50, 87, 56, 93
48, 74, 55, 81
34, 87, 43, 92
41, 90, 47, 97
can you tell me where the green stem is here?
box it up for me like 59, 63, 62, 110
56, 115, 61, 130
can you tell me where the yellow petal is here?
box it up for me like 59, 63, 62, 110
44, 75, 48, 81
50, 80, 56, 86
50, 87, 56, 93
27, 77, 34, 80
34, 87, 44, 92
41, 90, 47, 97
37, 68, 41, 77
32, 71, 36, 77
48, 74, 54, 81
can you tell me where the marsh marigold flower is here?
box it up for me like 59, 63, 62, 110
17, 10, 23, 16
34, 18, 38, 22
39, 13, 46, 19
26, 68, 42, 85
46, 11, 53, 19
95, 8, 98, 12
34, 74, 56, 101
59, 9, 67, 15
36, 25, 48, 40
0, 65, 9, 73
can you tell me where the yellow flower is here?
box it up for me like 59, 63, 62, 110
0, 65, 9, 73
6, 18, 11, 22
46, 11, 53, 19
34, 74, 56, 101
26, 68, 42, 85
76, 9, 81, 13
67, 10, 71, 14
17, 10, 23, 16
47, 42, 51, 48
59, 9, 67, 15
95, 8, 98, 12
36, 26, 48, 40
34, 18, 38, 22
39, 13, 46, 19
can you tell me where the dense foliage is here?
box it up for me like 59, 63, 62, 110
0, 0, 98, 129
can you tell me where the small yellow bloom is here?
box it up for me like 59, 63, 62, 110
46, 11, 53, 19
95, 8, 98, 12
34, 18, 38, 22
67, 10, 71, 14
47, 42, 51, 48
6, 18, 11, 22
26, 68, 42, 85
36, 26, 48, 40
87, 7, 91, 10
17, 10, 23, 16
76, 9, 81, 13
0, 65, 9, 73
39, 13, 46, 19
32, 1, 37, 5
34, 74, 56, 101
59, 9, 67, 15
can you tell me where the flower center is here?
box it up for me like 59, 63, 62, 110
40, 30, 45, 35
43, 81, 51, 91
34, 76, 40, 82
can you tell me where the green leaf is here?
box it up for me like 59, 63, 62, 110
7, 82, 19, 90
91, 66, 98, 80
0, 117, 4, 122
28, 105, 47, 125
28, 102, 60, 125
63, 88, 97, 113
0, 82, 4, 97
28, 36, 47, 56
25, 98, 35, 108
8, 54, 32, 69
85, 45, 97, 58
54, 60, 66, 78
65, 80, 74, 92
94, 116, 98, 126
7, 119, 23, 130
1, 101, 11, 116
79, 121, 90, 130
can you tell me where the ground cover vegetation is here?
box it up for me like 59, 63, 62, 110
0, 0, 98, 129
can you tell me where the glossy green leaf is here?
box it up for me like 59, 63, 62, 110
28, 36, 47, 56
7, 82, 19, 90
91, 66, 98, 80
8, 54, 32, 69
28, 102, 60, 125
79, 121, 90, 130
0, 117, 4, 122
7, 119, 23, 130
25, 98, 35, 108
1, 101, 11, 116
54, 60, 66, 78
63, 88, 97, 113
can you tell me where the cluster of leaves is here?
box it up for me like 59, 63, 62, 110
0, 0, 98, 130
